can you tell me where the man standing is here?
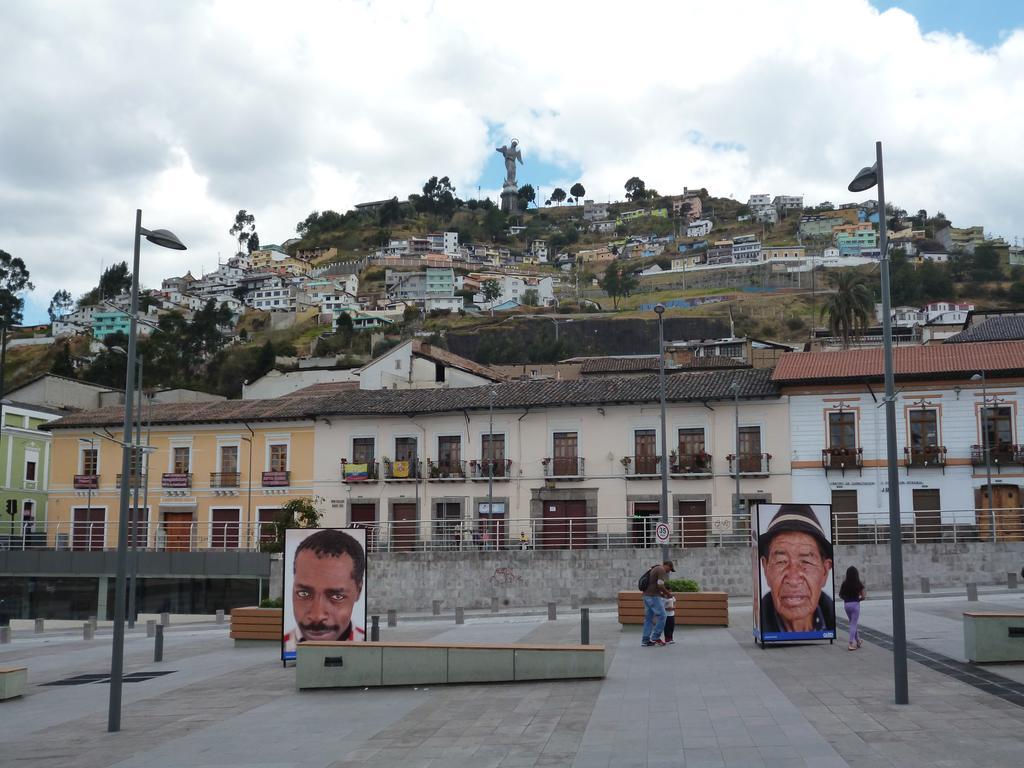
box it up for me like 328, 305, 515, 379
284, 529, 366, 654
642, 559, 675, 647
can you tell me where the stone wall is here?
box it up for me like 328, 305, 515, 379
361, 542, 1024, 613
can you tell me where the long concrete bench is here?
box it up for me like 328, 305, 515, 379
296, 641, 605, 689
0, 667, 28, 701
229, 607, 282, 644
963, 612, 1024, 663
617, 591, 729, 627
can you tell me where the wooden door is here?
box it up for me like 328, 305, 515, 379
350, 503, 377, 551
72, 507, 105, 551
163, 511, 194, 552
541, 500, 589, 548
210, 509, 240, 549
977, 485, 1023, 541
391, 503, 417, 552
552, 432, 578, 476
738, 427, 762, 472
912, 489, 941, 543
634, 430, 658, 475
678, 500, 707, 548
630, 502, 660, 547
831, 490, 859, 544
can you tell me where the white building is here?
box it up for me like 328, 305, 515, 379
355, 340, 507, 391
473, 274, 555, 308
775, 343, 1024, 540
530, 240, 549, 261
53, 305, 100, 337
686, 219, 713, 238
583, 200, 609, 221
732, 235, 762, 263
923, 302, 973, 325
747, 194, 771, 208
773, 195, 804, 214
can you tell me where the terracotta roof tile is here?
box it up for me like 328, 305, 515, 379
47, 368, 778, 429
772, 341, 1024, 383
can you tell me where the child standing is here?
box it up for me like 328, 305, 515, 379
839, 566, 866, 651
662, 593, 676, 644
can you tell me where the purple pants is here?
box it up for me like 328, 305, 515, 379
845, 600, 861, 645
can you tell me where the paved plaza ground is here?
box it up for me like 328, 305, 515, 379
1, 588, 1023, 767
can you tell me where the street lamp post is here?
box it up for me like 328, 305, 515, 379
128, 355, 144, 629
971, 372, 997, 541
731, 380, 742, 530
654, 304, 670, 561
108, 210, 185, 733
487, 387, 496, 547
849, 141, 909, 705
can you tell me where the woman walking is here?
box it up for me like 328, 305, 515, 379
839, 566, 866, 651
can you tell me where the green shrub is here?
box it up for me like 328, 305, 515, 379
665, 578, 699, 593
259, 597, 283, 609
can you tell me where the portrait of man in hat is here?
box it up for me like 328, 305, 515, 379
757, 504, 835, 636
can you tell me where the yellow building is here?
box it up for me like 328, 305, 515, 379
46, 400, 318, 552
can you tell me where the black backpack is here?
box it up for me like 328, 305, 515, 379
638, 567, 654, 591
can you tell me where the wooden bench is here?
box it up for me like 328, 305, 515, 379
963, 612, 1024, 663
296, 640, 605, 689
229, 607, 282, 644
0, 667, 28, 701
617, 591, 729, 627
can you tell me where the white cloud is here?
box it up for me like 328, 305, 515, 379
2, 0, 1023, 322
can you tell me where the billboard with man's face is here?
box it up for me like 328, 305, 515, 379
282, 527, 367, 661
753, 503, 836, 643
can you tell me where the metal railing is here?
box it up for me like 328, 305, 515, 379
622, 455, 662, 478
970, 444, 1023, 470
727, 453, 771, 476
341, 461, 379, 482
1, 507, 1022, 553
382, 458, 422, 480
821, 447, 863, 475
670, 453, 713, 477
469, 459, 512, 479
543, 456, 585, 478
904, 446, 947, 472
426, 459, 466, 480
210, 472, 241, 488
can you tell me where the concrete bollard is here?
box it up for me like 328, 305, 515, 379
580, 608, 590, 645
216, 609, 225, 625
490, 596, 499, 613
0, 626, 10, 644
160, 612, 170, 627
455, 607, 465, 625
154, 624, 164, 662
547, 602, 557, 621
370, 615, 380, 641
1009, 572, 1019, 590
34, 618, 44, 634
83, 622, 95, 641
967, 583, 979, 602
920, 577, 930, 594
432, 600, 441, 616
387, 609, 397, 628
146, 620, 156, 638
571, 595, 580, 610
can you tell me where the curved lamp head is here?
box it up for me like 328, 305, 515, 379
848, 164, 878, 193
143, 228, 187, 250
654, 303, 666, 316
971, 373, 984, 382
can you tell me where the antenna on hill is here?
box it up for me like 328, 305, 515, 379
728, 305, 735, 338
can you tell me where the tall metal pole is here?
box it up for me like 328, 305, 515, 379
655, 305, 669, 561
128, 355, 143, 629
488, 389, 495, 546
109, 209, 142, 732
245, 424, 255, 548
733, 382, 742, 525
0, 321, 7, 400
875, 142, 909, 705
980, 372, 996, 542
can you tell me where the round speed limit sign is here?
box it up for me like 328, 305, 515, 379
655, 522, 670, 544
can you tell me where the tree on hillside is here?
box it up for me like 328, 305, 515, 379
624, 177, 647, 202
417, 176, 459, 219
377, 198, 404, 226
522, 288, 539, 306
78, 261, 131, 307
570, 183, 586, 204
247, 231, 260, 253
482, 279, 502, 307
820, 270, 873, 347
0, 249, 33, 327
517, 184, 536, 209
229, 210, 257, 255
482, 207, 507, 241
1008, 281, 1024, 305
48, 289, 73, 324
600, 262, 638, 310
971, 244, 1002, 283
295, 210, 346, 239
550, 187, 567, 206
50, 342, 76, 377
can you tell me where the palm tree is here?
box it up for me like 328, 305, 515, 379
820, 270, 873, 347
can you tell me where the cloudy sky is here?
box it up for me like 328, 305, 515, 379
2, 0, 1023, 324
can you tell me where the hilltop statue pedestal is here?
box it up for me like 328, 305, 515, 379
501, 182, 520, 214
